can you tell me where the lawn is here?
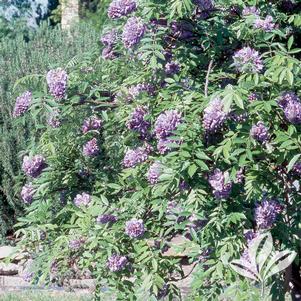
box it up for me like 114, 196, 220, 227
0, 290, 93, 301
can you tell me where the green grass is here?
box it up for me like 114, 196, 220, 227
0, 290, 93, 301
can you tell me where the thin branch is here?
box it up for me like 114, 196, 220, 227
204, 59, 214, 98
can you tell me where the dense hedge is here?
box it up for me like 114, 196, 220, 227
0, 22, 100, 241
13, 0, 301, 300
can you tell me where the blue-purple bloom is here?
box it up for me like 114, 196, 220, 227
233, 47, 263, 74
250, 121, 269, 143
22, 155, 46, 178
102, 47, 118, 60
122, 17, 145, 48
254, 15, 276, 32
248, 92, 260, 102
47, 109, 61, 128
170, 21, 194, 40
69, 238, 85, 250
208, 169, 232, 199
13, 91, 32, 117
154, 110, 182, 140
203, 97, 228, 133
254, 198, 282, 229
46, 68, 68, 100
242, 6, 260, 16
82, 116, 102, 133
125, 218, 145, 238
147, 161, 163, 184
21, 183, 35, 204
165, 61, 181, 75
108, 0, 137, 19
101, 29, 118, 46
107, 254, 128, 272
97, 214, 118, 224
127, 83, 155, 100
277, 91, 301, 124
74, 192, 91, 207
83, 138, 99, 157
123, 146, 150, 168
127, 106, 150, 138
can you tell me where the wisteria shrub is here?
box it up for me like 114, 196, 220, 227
15, 0, 301, 300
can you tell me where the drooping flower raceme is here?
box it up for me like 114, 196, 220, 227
203, 97, 228, 133
83, 138, 99, 157
154, 110, 182, 154
254, 15, 276, 32
208, 169, 232, 199
250, 121, 269, 143
107, 254, 128, 272
97, 214, 118, 224
232, 47, 263, 74
147, 161, 163, 184
122, 17, 146, 48
154, 110, 182, 140
127, 83, 154, 100
127, 106, 150, 138
46, 68, 68, 100
22, 155, 46, 178
165, 61, 181, 75
254, 198, 282, 229
242, 6, 260, 16
74, 192, 91, 207
101, 29, 118, 47
108, 0, 137, 19
21, 183, 35, 204
47, 109, 61, 128
277, 91, 301, 124
123, 146, 150, 168
69, 238, 85, 250
125, 218, 145, 238
82, 116, 102, 133
13, 91, 32, 117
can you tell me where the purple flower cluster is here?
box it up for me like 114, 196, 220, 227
82, 116, 102, 133
278, 91, 301, 124
292, 162, 301, 175
13, 91, 32, 117
254, 198, 282, 229
21, 183, 35, 204
83, 138, 99, 157
128, 83, 154, 100
123, 146, 150, 168
47, 109, 61, 128
165, 61, 181, 75
122, 17, 145, 48
193, 0, 214, 11
203, 98, 228, 133
107, 254, 128, 272
101, 29, 118, 61
208, 169, 232, 199
46, 68, 68, 100
154, 110, 182, 154
125, 218, 145, 238
147, 161, 163, 184
69, 238, 85, 250
254, 16, 276, 32
74, 192, 91, 207
250, 121, 269, 143
22, 155, 46, 178
232, 47, 263, 74
248, 92, 260, 102
97, 214, 118, 224
235, 168, 245, 184
108, 0, 137, 19
242, 6, 260, 16
127, 106, 150, 138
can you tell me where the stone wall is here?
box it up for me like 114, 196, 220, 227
61, 0, 79, 30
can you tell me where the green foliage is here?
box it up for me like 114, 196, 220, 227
13, 0, 301, 300
0, 22, 100, 242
